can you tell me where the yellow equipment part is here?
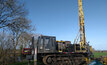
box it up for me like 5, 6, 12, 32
104, 57, 107, 65
56, 41, 65, 52
89, 46, 93, 52
78, 0, 86, 49
85, 57, 91, 64
100, 56, 107, 65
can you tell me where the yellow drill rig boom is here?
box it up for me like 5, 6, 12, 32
78, 0, 86, 51
74, 0, 88, 52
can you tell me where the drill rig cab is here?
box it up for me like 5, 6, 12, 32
37, 36, 57, 53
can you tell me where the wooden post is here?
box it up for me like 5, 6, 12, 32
28, 59, 30, 65
32, 37, 37, 65
34, 48, 37, 65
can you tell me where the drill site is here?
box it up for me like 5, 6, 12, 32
0, 0, 107, 65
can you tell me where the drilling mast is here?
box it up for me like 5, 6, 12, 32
73, 0, 87, 52
78, 0, 86, 49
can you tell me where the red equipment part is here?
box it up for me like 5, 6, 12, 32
22, 48, 32, 55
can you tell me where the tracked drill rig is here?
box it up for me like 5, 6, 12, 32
22, 0, 93, 65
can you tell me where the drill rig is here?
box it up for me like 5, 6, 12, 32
22, 0, 93, 65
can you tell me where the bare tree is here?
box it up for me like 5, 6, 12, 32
0, 0, 35, 64
0, 31, 14, 65
19, 32, 33, 48
0, 0, 27, 28
8, 17, 32, 62
18, 32, 33, 59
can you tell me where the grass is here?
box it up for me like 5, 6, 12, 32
8, 61, 44, 65
93, 52, 107, 58
8, 61, 32, 65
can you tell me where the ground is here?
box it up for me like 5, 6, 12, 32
8, 61, 43, 65
93, 52, 107, 58
8, 52, 107, 65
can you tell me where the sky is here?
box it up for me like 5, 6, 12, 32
25, 0, 107, 50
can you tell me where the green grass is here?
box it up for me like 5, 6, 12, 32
93, 52, 107, 58
8, 62, 31, 65
8, 61, 44, 65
